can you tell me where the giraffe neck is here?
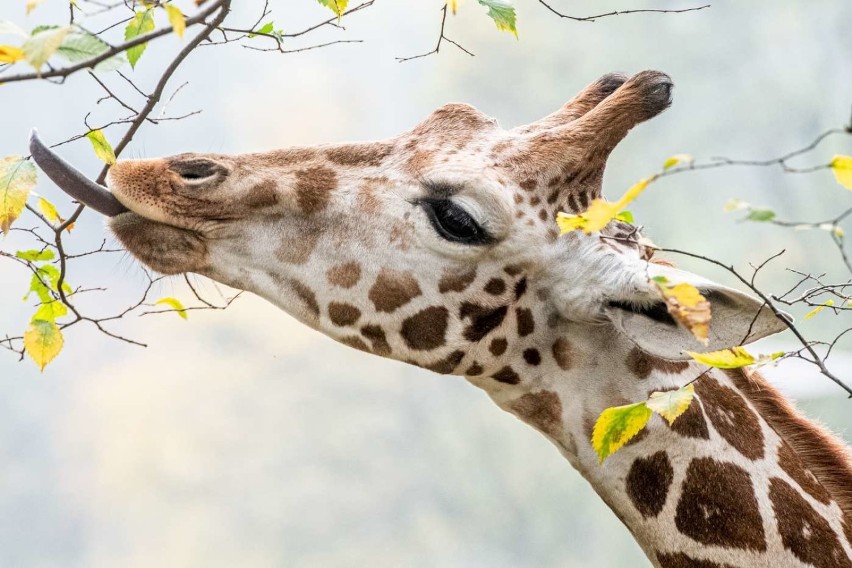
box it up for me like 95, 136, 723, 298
484, 326, 852, 567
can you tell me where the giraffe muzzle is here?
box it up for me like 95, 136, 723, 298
29, 129, 129, 217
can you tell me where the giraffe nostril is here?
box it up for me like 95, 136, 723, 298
170, 158, 228, 183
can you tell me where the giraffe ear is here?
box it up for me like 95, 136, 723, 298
605, 264, 791, 361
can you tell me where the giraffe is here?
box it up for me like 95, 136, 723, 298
30, 70, 852, 567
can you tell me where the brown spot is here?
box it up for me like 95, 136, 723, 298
360, 325, 391, 355
275, 228, 320, 265
327, 262, 362, 288
325, 142, 393, 167
695, 377, 764, 460
514, 277, 527, 300
503, 264, 524, 276
626, 347, 689, 380
244, 180, 279, 208
425, 350, 465, 374
438, 268, 476, 293
538, 208, 548, 221
465, 362, 483, 376
489, 337, 508, 356
668, 397, 710, 440
778, 441, 833, 505
513, 193, 524, 204
509, 390, 562, 437
657, 552, 733, 568
484, 278, 506, 295
520, 179, 537, 191
552, 337, 573, 370
516, 308, 535, 336
529, 195, 541, 206
340, 336, 370, 352
389, 220, 414, 251
294, 166, 337, 214
626, 451, 674, 518
405, 149, 434, 175
523, 348, 541, 366
327, 302, 361, 327
288, 279, 320, 318
491, 366, 520, 385
369, 269, 422, 313
358, 178, 384, 213
675, 458, 766, 551
460, 303, 508, 342
769, 477, 849, 568
400, 306, 449, 351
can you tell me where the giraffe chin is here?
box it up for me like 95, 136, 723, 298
109, 211, 208, 276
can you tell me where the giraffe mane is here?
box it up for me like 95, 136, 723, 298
727, 368, 852, 519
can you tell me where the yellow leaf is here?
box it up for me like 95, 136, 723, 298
164, 5, 186, 39
557, 177, 653, 234
22, 26, 70, 70
663, 153, 693, 170
450, 0, 459, 13
687, 346, 756, 369
26, 0, 46, 14
24, 319, 64, 371
803, 299, 834, 320
653, 280, 711, 344
156, 296, 188, 319
0, 155, 37, 234
830, 155, 852, 190
37, 196, 60, 223
0, 45, 24, 63
591, 402, 652, 463
86, 129, 116, 165
646, 384, 695, 425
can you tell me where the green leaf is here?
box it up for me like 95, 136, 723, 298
24, 319, 64, 371
614, 210, 634, 224
164, 5, 186, 39
125, 9, 155, 69
15, 249, 55, 261
746, 209, 776, 222
477, 0, 518, 38
57, 30, 109, 62
250, 21, 274, 37
591, 402, 652, 463
830, 155, 852, 190
803, 299, 834, 320
646, 384, 695, 425
21, 25, 70, 70
86, 129, 116, 165
33, 299, 67, 322
93, 53, 127, 73
36, 264, 72, 296
0, 156, 37, 234
316, 0, 348, 18
155, 297, 188, 319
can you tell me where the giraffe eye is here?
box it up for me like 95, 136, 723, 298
420, 198, 492, 245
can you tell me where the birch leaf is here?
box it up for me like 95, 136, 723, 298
125, 9, 155, 68
557, 177, 652, 234
156, 297, 188, 319
803, 299, 834, 320
646, 384, 695, 425
316, 0, 348, 18
591, 402, 652, 463
663, 153, 693, 169
653, 279, 711, 343
33, 299, 67, 322
22, 26, 70, 70
37, 196, 60, 223
86, 129, 116, 165
15, 249, 54, 261
24, 319, 64, 371
687, 346, 757, 368
0, 45, 25, 63
830, 155, 852, 190
0, 156, 37, 234
164, 5, 186, 39
477, 0, 518, 38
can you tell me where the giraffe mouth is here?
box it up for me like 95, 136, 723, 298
29, 129, 129, 217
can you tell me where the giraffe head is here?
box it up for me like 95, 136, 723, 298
34, 70, 786, 383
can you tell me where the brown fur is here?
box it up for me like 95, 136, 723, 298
727, 369, 852, 519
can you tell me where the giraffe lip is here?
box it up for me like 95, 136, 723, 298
28, 129, 128, 217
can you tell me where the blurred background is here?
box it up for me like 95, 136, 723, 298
1, 1, 851, 566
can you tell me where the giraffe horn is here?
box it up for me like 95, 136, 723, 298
29, 129, 128, 217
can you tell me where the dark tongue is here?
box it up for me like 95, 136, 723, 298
29, 129, 128, 217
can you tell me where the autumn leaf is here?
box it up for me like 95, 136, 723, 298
125, 9, 155, 69
450, 0, 459, 14
803, 299, 834, 320
477, 0, 518, 38
646, 384, 695, 425
37, 196, 61, 223
86, 130, 117, 165
652, 277, 711, 344
1, 156, 37, 234
687, 346, 756, 368
316, 0, 348, 19
591, 402, 652, 463
164, 5, 186, 39
26, 0, 46, 15
663, 153, 693, 170
830, 155, 852, 190
24, 319, 64, 371
156, 297, 188, 319
22, 26, 70, 70
0, 45, 25, 63
557, 177, 652, 234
